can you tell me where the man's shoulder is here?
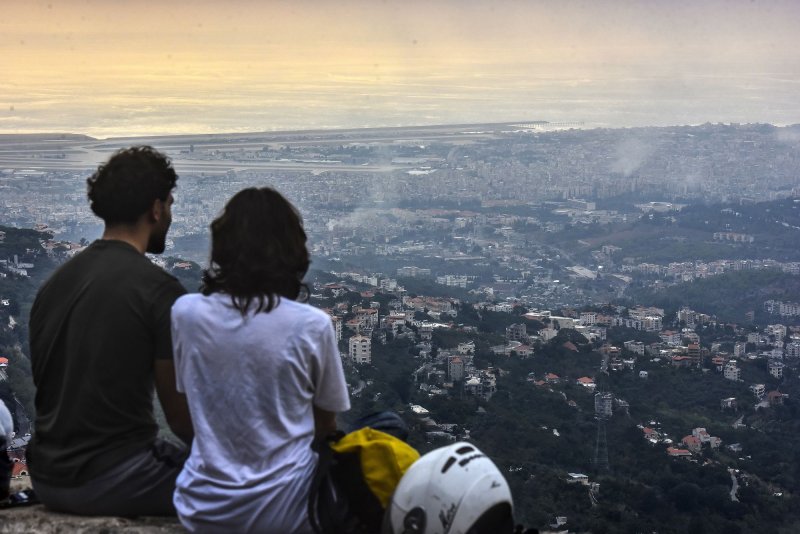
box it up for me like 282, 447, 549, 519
61, 242, 183, 300
99, 245, 183, 291
51, 241, 171, 279
144, 262, 182, 287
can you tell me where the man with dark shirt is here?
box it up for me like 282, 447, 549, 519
28, 146, 193, 516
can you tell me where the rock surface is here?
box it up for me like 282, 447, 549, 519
1, 478, 183, 533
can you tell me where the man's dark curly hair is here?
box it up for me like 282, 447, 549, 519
87, 146, 177, 225
201, 187, 310, 314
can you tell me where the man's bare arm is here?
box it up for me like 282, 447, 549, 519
154, 360, 194, 444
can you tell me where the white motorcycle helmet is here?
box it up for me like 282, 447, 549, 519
382, 442, 514, 534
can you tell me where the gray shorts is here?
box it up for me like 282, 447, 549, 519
32, 439, 188, 517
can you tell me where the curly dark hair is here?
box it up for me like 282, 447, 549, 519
87, 146, 177, 225
201, 187, 310, 314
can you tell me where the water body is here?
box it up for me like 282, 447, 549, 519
4, 1, 799, 137
3, 67, 799, 138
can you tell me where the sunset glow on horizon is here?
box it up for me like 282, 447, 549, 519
2, 0, 799, 138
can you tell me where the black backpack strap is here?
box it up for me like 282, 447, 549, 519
330, 450, 384, 533
308, 432, 346, 534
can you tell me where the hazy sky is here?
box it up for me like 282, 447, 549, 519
2, 0, 799, 137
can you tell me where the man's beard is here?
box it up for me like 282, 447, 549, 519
146, 226, 168, 254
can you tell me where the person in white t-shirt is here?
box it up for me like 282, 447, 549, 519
1, 400, 13, 501
171, 187, 351, 533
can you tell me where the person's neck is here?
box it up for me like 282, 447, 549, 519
101, 225, 149, 255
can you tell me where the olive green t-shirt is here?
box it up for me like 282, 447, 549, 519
28, 240, 186, 486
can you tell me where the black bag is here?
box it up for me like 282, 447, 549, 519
308, 431, 372, 534
308, 412, 417, 534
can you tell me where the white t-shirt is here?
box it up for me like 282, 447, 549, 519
0, 401, 12, 446
171, 293, 351, 534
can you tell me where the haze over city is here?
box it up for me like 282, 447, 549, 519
2, 0, 800, 138
6, 2, 800, 532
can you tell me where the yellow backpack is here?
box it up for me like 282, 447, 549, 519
309, 427, 420, 533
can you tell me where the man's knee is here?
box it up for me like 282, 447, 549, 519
31, 443, 185, 517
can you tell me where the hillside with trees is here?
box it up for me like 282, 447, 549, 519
556, 198, 800, 265
5, 221, 800, 532
627, 269, 800, 323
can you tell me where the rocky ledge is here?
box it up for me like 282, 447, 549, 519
1, 478, 183, 533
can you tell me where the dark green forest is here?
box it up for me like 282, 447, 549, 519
546, 198, 800, 265
347, 303, 800, 533
5, 222, 800, 532
627, 269, 800, 323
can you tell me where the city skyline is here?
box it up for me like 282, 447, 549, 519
2, 0, 800, 138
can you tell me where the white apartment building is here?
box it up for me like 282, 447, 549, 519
766, 324, 787, 340
629, 306, 665, 320
579, 312, 597, 326
419, 325, 433, 341
550, 316, 576, 330
643, 316, 663, 332
379, 278, 399, 291
457, 341, 476, 355
769, 361, 785, 380
660, 331, 682, 346
611, 316, 661, 332
764, 300, 800, 317
681, 329, 700, 344
750, 384, 766, 399
355, 307, 379, 328
677, 307, 696, 326
723, 362, 741, 381
506, 323, 528, 342
349, 335, 371, 365
624, 340, 645, 355
435, 274, 470, 288
786, 340, 800, 359
447, 356, 465, 382
330, 316, 342, 341
397, 266, 431, 278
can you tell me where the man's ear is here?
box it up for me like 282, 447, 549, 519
150, 198, 164, 223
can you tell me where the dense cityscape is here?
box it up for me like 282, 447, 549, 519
2, 121, 800, 531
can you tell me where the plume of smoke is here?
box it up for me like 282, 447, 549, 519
775, 126, 800, 145
325, 169, 409, 232
610, 137, 655, 177
327, 207, 383, 231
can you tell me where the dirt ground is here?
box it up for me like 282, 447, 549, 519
1, 477, 184, 533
